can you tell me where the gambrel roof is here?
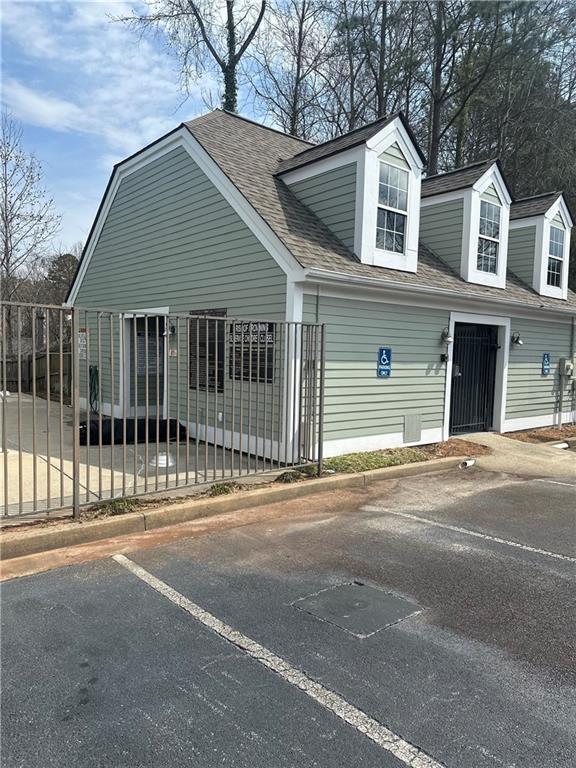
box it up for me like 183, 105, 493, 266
184, 110, 576, 312
67, 109, 576, 312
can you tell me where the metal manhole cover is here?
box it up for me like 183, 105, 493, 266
292, 583, 421, 638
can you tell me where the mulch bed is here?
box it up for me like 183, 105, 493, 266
504, 425, 576, 443
421, 438, 492, 458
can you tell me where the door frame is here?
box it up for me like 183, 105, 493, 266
121, 307, 169, 419
442, 311, 510, 440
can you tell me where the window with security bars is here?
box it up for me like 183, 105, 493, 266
229, 321, 275, 383
547, 226, 564, 288
189, 309, 226, 392
477, 200, 500, 274
376, 162, 408, 253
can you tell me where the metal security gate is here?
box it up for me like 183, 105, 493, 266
450, 323, 498, 435
1, 302, 325, 519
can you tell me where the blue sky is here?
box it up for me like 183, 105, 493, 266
2, 0, 219, 249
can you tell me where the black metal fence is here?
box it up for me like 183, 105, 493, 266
1, 302, 325, 518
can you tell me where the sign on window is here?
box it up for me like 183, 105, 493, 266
229, 322, 275, 383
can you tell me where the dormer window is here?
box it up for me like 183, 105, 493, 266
547, 225, 564, 288
376, 162, 408, 253
509, 192, 572, 300
279, 113, 426, 274
477, 200, 501, 274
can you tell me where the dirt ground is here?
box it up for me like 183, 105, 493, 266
421, 437, 492, 458
504, 424, 576, 443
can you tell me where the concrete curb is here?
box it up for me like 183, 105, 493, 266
0, 456, 465, 560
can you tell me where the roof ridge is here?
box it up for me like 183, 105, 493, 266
423, 158, 496, 182
216, 109, 314, 145
288, 112, 401, 161
512, 191, 561, 203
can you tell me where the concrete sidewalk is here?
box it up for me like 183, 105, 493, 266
465, 432, 575, 480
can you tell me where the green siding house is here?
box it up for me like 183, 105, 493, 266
66, 110, 576, 457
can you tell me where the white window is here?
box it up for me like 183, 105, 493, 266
547, 225, 564, 288
376, 162, 408, 254
477, 200, 501, 274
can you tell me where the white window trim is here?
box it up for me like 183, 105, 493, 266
376, 159, 409, 255
442, 311, 510, 441
461, 166, 511, 289
532, 198, 572, 300
359, 121, 423, 272
477, 200, 501, 275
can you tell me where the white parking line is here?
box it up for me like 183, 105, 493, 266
533, 479, 576, 488
369, 510, 576, 564
112, 553, 445, 768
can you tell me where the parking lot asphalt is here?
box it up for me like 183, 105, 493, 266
2, 467, 575, 768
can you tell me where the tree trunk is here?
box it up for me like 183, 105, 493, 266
428, 1, 444, 175
376, 0, 387, 117
224, 0, 238, 111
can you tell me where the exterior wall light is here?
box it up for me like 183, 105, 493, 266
511, 332, 523, 346
441, 327, 453, 345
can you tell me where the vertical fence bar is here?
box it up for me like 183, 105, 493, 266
276, 323, 282, 468
133, 318, 138, 492
204, 319, 209, 482
97, 313, 103, 500
31, 310, 37, 511
144, 314, 149, 493
213, 319, 218, 482
248, 323, 253, 473
301, 325, 307, 462
230, 319, 236, 478
317, 324, 326, 475
16, 307, 22, 514
175, 316, 181, 487
72, 307, 81, 518
239, 321, 244, 477
155, 317, 160, 492
292, 322, 298, 466
255, 321, 260, 473
263, 323, 269, 471
186, 317, 191, 486
195, 318, 199, 484
59, 311, 65, 506
45, 310, 51, 509
165, 315, 170, 491
221, 318, 225, 480
109, 313, 115, 500
121, 314, 127, 497
85, 309, 91, 503
292, 323, 299, 466
1, 305, 8, 516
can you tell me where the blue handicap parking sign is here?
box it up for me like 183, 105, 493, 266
377, 347, 392, 378
542, 352, 551, 375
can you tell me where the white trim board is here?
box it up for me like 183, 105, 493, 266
442, 312, 510, 441
66, 127, 305, 306
302, 273, 576, 322
323, 427, 443, 457
503, 411, 575, 432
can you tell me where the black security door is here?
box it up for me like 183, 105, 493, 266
450, 323, 498, 434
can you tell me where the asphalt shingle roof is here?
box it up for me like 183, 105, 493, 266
421, 159, 496, 198
276, 112, 426, 174
510, 192, 561, 220
184, 110, 576, 313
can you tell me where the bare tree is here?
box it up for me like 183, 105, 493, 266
0, 113, 60, 306
121, 0, 267, 112
251, 0, 329, 139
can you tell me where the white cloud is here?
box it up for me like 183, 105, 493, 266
2, 1, 216, 161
